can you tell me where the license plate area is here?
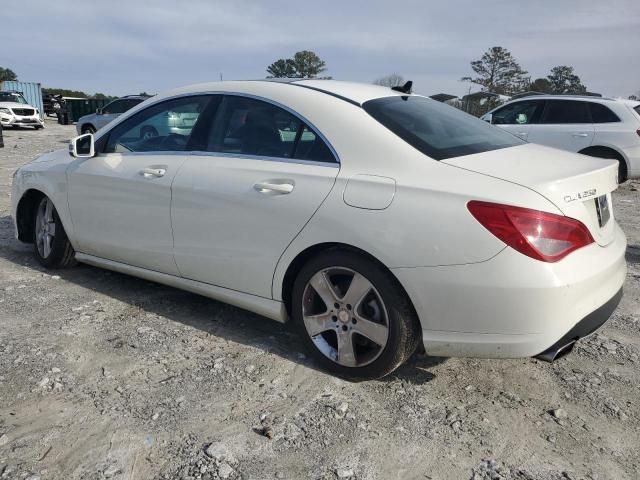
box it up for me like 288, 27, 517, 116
595, 194, 610, 228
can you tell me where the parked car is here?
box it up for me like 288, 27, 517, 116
482, 95, 640, 182
0, 91, 44, 129
76, 95, 148, 134
12, 80, 626, 379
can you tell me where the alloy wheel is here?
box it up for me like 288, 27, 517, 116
302, 267, 389, 367
35, 198, 56, 259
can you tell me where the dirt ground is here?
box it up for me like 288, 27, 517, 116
1, 120, 639, 480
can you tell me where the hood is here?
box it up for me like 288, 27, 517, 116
0, 101, 36, 110
443, 143, 619, 246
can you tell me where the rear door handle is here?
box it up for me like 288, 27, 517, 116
572, 133, 589, 138
140, 167, 166, 178
253, 181, 294, 194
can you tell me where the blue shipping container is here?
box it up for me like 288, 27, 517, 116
1, 81, 44, 120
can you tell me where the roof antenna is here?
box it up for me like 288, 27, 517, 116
391, 81, 413, 94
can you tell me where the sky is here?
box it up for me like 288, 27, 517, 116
2, 0, 639, 99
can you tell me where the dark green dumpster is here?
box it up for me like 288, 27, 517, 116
66, 98, 111, 123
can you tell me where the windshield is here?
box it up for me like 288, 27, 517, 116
363, 96, 524, 160
0, 92, 28, 104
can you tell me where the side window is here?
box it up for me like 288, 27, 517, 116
294, 126, 335, 162
209, 96, 336, 163
589, 103, 620, 123
122, 98, 143, 111
104, 95, 213, 153
540, 100, 590, 124
103, 100, 126, 115
492, 100, 542, 125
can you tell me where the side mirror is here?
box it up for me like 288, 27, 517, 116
69, 133, 95, 158
483, 113, 493, 123
96, 108, 103, 115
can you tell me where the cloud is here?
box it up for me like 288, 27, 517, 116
1, 0, 638, 97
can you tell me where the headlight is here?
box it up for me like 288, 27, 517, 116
35, 108, 40, 114
0, 107, 11, 114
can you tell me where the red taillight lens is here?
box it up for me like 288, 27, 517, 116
467, 201, 594, 262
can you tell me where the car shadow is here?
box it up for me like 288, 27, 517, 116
0, 216, 445, 383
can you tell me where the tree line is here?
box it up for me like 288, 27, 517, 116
3, 48, 639, 100
461, 46, 590, 96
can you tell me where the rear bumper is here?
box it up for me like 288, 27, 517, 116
393, 223, 627, 358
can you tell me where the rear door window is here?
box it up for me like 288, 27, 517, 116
588, 103, 620, 123
207, 95, 336, 163
540, 100, 591, 124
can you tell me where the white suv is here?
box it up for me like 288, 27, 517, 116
0, 91, 44, 130
482, 95, 640, 182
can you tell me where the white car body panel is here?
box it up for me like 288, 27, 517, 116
11, 80, 627, 361
67, 152, 186, 275
171, 154, 339, 298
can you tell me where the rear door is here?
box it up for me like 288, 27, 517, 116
527, 100, 594, 152
171, 94, 339, 298
490, 99, 544, 141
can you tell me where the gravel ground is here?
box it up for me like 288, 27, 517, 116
1, 120, 639, 480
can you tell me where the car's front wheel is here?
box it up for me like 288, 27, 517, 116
291, 250, 420, 380
33, 196, 76, 268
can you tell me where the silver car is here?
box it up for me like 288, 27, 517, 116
76, 96, 147, 135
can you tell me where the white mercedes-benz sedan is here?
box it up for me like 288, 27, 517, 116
11, 80, 626, 379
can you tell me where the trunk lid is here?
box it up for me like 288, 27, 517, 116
443, 143, 619, 246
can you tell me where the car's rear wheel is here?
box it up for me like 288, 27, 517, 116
81, 124, 96, 135
291, 250, 420, 380
33, 196, 76, 268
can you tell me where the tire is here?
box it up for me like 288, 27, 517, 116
34, 125, 43, 130
291, 249, 421, 380
81, 124, 96, 135
140, 126, 158, 140
32, 196, 77, 269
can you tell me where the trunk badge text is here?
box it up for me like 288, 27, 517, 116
564, 189, 596, 203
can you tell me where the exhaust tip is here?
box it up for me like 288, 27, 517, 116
535, 340, 576, 362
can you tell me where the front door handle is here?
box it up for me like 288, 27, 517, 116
140, 167, 166, 178
572, 132, 589, 138
253, 181, 294, 195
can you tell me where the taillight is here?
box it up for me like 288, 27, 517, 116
467, 201, 594, 262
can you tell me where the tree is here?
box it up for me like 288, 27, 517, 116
266, 50, 327, 78
546, 66, 586, 94
266, 58, 297, 78
529, 78, 553, 93
461, 47, 528, 95
0, 67, 18, 82
373, 73, 405, 87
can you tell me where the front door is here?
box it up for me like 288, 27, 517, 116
67, 94, 215, 275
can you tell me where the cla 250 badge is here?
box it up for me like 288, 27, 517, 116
564, 188, 596, 203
